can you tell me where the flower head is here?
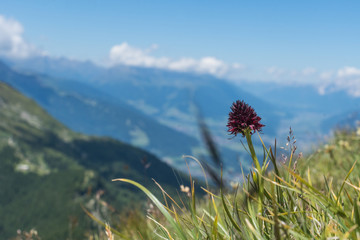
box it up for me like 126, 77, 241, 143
227, 100, 264, 137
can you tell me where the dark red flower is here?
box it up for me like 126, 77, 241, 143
227, 100, 265, 137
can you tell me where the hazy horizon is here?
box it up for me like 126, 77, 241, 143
1, 1, 360, 96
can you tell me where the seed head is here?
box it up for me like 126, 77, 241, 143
227, 100, 264, 137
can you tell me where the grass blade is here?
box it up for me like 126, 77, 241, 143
112, 178, 188, 240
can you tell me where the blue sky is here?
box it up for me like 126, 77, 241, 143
1, 0, 360, 94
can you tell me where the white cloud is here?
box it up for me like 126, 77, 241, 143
258, 66, 360, 97
108, 42, 243, 77
331, 77, 360, 97
316, 67, 360, 97
0, 15, 43, 59
264, 66, 318, 81
339, 67, 360, 96
319, 71, 334, 80
302, 67, 316, 76
168, 56, 229, 75
109, 42, 169, 68
337, 66, 360, 78
265, 66, 286, 79
2, 15, 359, 97
110, 43, 360, 97
232, 63, 246, 70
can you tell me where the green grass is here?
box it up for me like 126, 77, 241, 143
3, 79, 360, 239
99, 129, 360, 239
0, 82, 194, 239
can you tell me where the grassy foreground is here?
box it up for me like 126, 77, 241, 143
13, 95, 359, 239
92, 127, 360, 240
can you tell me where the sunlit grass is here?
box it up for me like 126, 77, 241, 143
84, 98, 360, 239
87, 127, 360, 240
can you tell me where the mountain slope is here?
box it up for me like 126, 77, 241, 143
5, 56, 283, 135
9, 56, 360, 150
5, 57, 283, 167
0, 82, 191, 239
0, 61, 207, 170
91, 66, 281, 135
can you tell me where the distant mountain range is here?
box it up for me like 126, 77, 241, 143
0, 82, 191, 239
1, 59, 255, 174
3, 55, 360, 168
1, 55, 359, 239
0, 60, 214, 173
5, 56, 282, 136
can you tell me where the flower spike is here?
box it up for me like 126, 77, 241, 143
227, 100, 264, 137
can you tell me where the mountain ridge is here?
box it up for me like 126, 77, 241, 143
0, 60, 214, 172
0, 81, 192, 239
5, 55, 360, 170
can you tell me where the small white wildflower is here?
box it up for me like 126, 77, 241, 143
230, 181, 239, 190
105, 223, 114, 240
147, 203, 154, 214
180, 185, 191, 197
338, 140, 351, 150
180, 185, 190, 193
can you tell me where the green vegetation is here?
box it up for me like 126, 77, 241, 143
0, 61, 207, 173
102, 126, 360, 239
3, 79, 360, 239
0, 82, 191, 239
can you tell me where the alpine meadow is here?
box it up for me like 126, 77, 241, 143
1, 1, 360, 239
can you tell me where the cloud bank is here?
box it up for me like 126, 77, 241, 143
263, 65, 360, 97
0, 15, 43, 59
1, 14, 359, 97
314, 66, 360, 97
330, 66, 360, 97
109, 43, 360, 97
109, 42, 245, 77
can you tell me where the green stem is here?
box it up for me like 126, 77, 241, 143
245, 130, 261, 172
244, 129, 264, 216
